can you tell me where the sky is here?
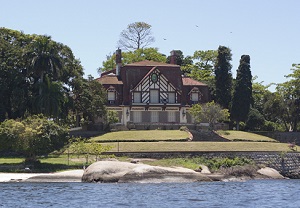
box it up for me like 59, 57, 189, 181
1, 0, 300, 91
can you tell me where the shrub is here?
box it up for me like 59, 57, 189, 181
0, 114, 69, 162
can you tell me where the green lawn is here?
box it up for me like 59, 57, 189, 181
90, 130, 189, 142
103, 141, 295, 152
0, 158, 24, 164
217, 130, 277, 142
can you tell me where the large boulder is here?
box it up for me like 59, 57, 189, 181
257, 167, 285, 179
82, 161, 212, 183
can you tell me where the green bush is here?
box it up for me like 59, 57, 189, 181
0, 114, 69, 162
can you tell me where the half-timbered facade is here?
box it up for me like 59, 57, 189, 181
97, 49, 210, 128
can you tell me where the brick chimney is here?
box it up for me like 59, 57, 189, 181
116, 48, 122, 78
170, 50, 176, 64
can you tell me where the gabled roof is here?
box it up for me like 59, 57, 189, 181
126, 60, 178, 67
132, 66, 157, 91
182, 77, 207, 86
96, 74, 123, 85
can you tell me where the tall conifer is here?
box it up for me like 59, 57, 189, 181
231, 55, 253, 130
214, 46, 233, 109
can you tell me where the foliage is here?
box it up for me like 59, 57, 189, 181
271, 64, 300, 131
231, 55, 253, 129
214, 46, 233, 109
143, 157, 253, 172
189, 101, 229, 130
166, 50, 193, 67
99, 48, 166, 73
186, 50, 218, 98
205, 157, 254, 171
117, 22, 155, 51
68, 138, 112, 164
245, 108, 265, 131
252, 77, 273, 114
0, 115, 69, 162
73, 76, 107, 124
107, 110, 119, 124
0, 27, 84, 121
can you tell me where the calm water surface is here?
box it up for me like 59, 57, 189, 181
0, 180, 300, 208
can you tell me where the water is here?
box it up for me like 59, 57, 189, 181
0, 180, 300, 208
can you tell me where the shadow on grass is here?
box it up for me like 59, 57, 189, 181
0, 162, 82, 173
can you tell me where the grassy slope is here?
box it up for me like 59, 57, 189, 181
103, 141, 293, 152
216, 130, 277, 142
91, 130, 296, 152
90, 130, 189, 142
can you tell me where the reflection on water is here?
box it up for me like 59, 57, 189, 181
1, 180, 300, 208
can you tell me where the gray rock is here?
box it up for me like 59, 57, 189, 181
82, 161, 212, 183
257, 167, 285, 179
199, 164, 211, 174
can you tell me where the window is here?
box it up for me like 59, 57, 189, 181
191, 92, 199, 102
108, 91, 115, 101
133, 92, 141, 103
150, 90, 159, 103
151, 111, 159, 122
168, 111, 176, 122
168, 93, 175, 103
133, 111, 142, 123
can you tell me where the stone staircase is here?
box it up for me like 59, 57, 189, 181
189, 130, 229, 142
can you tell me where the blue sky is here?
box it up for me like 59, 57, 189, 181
1, 0, 300, 90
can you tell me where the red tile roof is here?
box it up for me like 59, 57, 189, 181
182, 77, 207, 86
96, 74, 123, 85
126, 60, 178, 67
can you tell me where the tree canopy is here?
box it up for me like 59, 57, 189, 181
189, 101, 229, 130
98, 48, 166, 73
0, 27, 106, 125
118, 22, 155, 51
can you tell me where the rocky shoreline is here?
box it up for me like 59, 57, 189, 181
81, 160, 285, 183
0, 160, 287, 183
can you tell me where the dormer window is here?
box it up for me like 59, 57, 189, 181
107, 86, 116, 103
189, 87, 201, 102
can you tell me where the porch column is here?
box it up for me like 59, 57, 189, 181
180, 107, 187, 123
122, 106, 131, 125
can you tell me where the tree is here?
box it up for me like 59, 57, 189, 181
24, 35, 62, 95
73, 76, 107, 124
33, 75, 66, 118
118, 22, 155, 51
0, 28, 84, 121
263, 91, 288, 131
187, 50, 218, 99
68, 138, 112, 164
231, 55, 253, 130
0, 28, 31, 121
245, 108, 265, 131
189, 101, 229, 130
271, 64, 300, 131
214, 46, 233, 109
98, 48, 166, 73
252, 77, 273, 114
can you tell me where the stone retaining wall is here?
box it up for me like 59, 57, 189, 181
107, 151, 300, 179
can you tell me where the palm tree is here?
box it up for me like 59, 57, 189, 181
34, 75, 66, 118
24, 35, 62, 95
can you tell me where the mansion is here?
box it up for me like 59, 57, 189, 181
97, 49, 210, 129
